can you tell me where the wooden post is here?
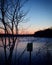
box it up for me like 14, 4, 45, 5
27, 43, 33, 65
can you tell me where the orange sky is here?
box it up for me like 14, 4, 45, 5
0, 26, 51, 34
0, 28, 35, 34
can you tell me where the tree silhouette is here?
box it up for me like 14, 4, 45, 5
0, 0, 28, 65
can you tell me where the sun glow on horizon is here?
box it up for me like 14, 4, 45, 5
0, 26, 52, 34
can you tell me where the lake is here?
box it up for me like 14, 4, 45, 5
0, 37, 52, 65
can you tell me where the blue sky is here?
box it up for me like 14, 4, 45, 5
0, 0, 52, 34
19, 0, 52, 33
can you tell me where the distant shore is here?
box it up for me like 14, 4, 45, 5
0, 28, 52, 38
34, 28, 52, 38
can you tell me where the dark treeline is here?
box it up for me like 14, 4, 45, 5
0, 34, 34, 37
34, 28, 52, 38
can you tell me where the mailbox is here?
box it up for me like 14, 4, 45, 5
27, 43, 33, 52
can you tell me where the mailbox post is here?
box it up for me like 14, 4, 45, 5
27, 43, 33, 65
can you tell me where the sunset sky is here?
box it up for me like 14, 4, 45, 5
19, 0, 52, 34
0, 0, 52, 34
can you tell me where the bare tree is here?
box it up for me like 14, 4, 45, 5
0, 0, 28, 65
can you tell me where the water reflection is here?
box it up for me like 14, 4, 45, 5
0, 37, 52, 65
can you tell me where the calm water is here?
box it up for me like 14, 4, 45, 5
0, 37, 52, 65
